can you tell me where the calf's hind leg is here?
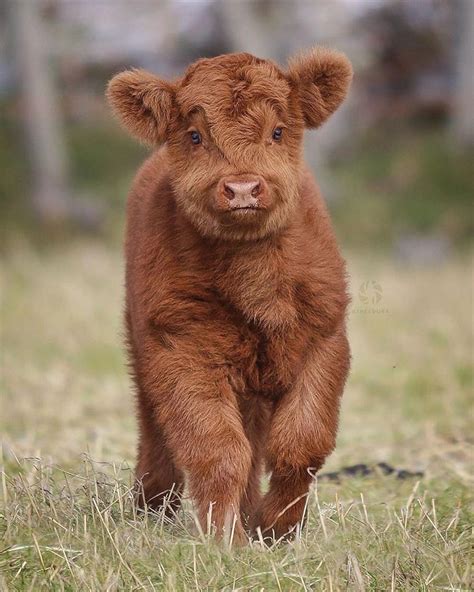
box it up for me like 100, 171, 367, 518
135, 392, 184, 515
238, 397, 271, 530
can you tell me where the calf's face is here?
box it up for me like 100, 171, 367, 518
108, 49, 352, 240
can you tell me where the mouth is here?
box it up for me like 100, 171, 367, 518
230, 205, 260, 211
226, 206, 263, 217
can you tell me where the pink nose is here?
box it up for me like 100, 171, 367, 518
224, 180, 261, 201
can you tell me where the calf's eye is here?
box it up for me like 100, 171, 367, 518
190, 131, 202, 145
272, 127, 283, 141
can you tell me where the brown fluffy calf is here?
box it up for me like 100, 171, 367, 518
107, 48, 352, 544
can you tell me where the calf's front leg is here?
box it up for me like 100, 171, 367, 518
255, 328, 350, 540
142, 343, 252, 544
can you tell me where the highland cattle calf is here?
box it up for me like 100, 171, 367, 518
107, 48, 352, 544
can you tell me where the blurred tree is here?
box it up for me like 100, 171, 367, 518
218, 0, 284, 60
10, 0, 71, 224
358, 0, 454, 124
451, 0, 474, 146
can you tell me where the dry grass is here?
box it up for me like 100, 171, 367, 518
1, 239, 472, 590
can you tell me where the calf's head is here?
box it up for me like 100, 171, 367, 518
107, 49, 352, 240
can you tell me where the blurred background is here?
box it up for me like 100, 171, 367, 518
1, 0, 473, 251
0, 0, 472, 464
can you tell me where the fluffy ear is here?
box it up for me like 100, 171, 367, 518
106, 69, 175, 144
287, 47, 353, 128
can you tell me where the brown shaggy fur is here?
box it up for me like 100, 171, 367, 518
107, 48, 352, 544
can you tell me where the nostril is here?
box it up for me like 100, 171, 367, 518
251, 183, 260, 197
224, 184, 235, 200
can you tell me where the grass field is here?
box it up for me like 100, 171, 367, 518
1, 240, 472, 591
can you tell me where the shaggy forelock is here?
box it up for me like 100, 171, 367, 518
176, 53, 291, 145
